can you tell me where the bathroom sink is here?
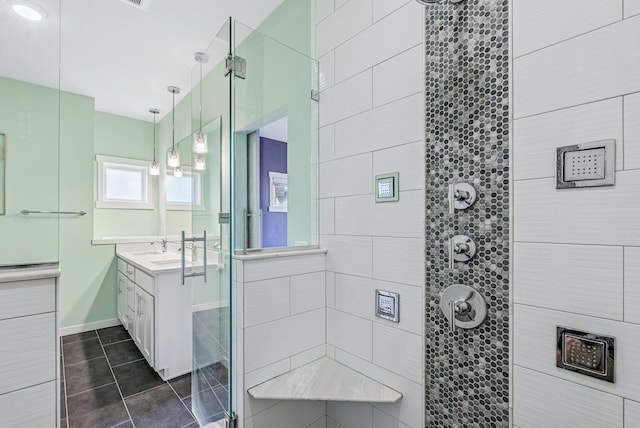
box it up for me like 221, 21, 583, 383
132, 250, 164, 256
150, 259, 181, 265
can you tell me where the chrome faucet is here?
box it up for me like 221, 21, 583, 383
151, 239, 168, 252
179, 243, 198, 261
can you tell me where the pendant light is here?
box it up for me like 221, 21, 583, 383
174, 165, 183, 177
193, 52, 209, 155
194, 155, 206, 171
167, 86, 181, 168
149, 108, 160, 176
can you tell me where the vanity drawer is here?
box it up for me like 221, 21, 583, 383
0, 312, 56, 395
136, 269, 154, 296
0, 278, 55, 321
0, 380, 56, 427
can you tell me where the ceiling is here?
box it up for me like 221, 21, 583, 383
0, 0, 284, 121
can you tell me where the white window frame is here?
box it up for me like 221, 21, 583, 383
268, 171, 288, 212
166, 167, 205, 211
96, 155, 155, 210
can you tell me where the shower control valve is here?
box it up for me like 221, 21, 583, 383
448, 235, 476, 269
440, 284, 487, 333
448, 182, 477, 214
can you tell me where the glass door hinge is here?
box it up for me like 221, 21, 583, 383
225, 55, 246, 79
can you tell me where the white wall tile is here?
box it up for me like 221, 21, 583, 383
319, 198, 335, 234
327, 309, 373, 360
335, 349, 423, 427
373, 237, 424, 286
513, 0, 622, 57
244, 358, 290, 418
327, 401, 373, 428
513, 365, 623, 428
373, 323, 422, 380
334, 2, 423, 82
513, 242, 623, 320
373, 45, 423, 107
321, 235, 373, 277
514, 16, 640, 118
291, 344, 326, 369
514, 172, 640, 246
372, 0, 411, 22
626, 0, 640, 18
244, 400, 326, 428
291, 272, 325, 315
326, 271, 336, 308
319, 124, 335, 163
373, 408, 410, 428
320, 70, 372, 127
513, 98, 623, 181
245, 309, 325, 372
316, 0, 372, 58
319, 50, 335, 92
307, 416, 327, 428
243, 254, 326, 282
624, 92, 640, 169
326, 344, 336, 359
335, 0, 349, 9
514, 304, 640, 401
373, 190, 424, 238
315, 0, 334, 25
335, 274, 423, 335
625, 247, 640, 324
373, 142, 424, 192
626, 399, 640, 427
244, 277, 290, 327
335, 94, 423, 159
335, 194, 375, 236
319, 153, 372, 198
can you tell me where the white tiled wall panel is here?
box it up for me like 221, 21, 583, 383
244, 400, 326, 428
512, 0, 622, 57
327, 309, 373, 361
307, 416, 328, 428
373, 190, 424, 238
372, 0, 410, 23
242, 254, 325, 282
290, 272, 325, 315
319, 198, 335, 234
514, 172, 640, 246
624, 92, 640, 170
513, 98, 623, 181
372, 323, 422, 380
513, 366, 623, 428
373, 237, 424, 286
243, 277, 290, 327
290, 344, 326, 369
334, 274, 423, 334
244, 309, 325, 372
373, 408, 410, 428
514, 15, 640, 118
319, 50, 335, 92
334, 2, 423, 82
315, 0, 334, 25
373, 142, 424, 192
327, 401, 373, 428
319, 70, 372, 127
626, 0, 640, 18
514, 304, 640, 402
624, 247, 640, 324
316, 0, 372, 58
0, 381, 56, 427
326, 271, 336, 308
319, 124, 335, 163
372, 45, 422, 107
335, 195, 375, 236
334, 93, 423, 159
321, 235, 373, 277
513, 242, 623, 320
626, 399, 640, 427
319, 153, 372, 198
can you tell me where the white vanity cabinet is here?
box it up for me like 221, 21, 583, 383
116, 256, 191, 380
0, 265, 60, 428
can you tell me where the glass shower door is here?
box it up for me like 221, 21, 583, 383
189, 18, 234, 427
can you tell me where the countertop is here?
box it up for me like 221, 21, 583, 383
0, 263, 61, 283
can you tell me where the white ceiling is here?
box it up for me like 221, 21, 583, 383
0, 0, 284, 121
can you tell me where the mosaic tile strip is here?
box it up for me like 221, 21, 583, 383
423, 0, 510, 426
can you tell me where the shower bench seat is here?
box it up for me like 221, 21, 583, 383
247, 356, 402, 403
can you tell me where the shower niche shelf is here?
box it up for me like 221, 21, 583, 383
247, 357, 402, 403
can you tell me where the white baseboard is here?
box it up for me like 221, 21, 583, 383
60, 318, 121, 336
193, 300, 229, 312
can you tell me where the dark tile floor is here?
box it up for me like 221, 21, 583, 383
60, 325, 228, 428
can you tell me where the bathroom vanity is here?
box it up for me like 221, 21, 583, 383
116, 249, 195, 381
0, 264, 61, 427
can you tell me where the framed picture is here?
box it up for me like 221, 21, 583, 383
268, 171, 287, 212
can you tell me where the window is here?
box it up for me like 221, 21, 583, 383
96, 155, 154, 209
268, 171, 287, 212
166, 168, 204, 211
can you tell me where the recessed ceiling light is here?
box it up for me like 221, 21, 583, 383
12, 4, 43, 21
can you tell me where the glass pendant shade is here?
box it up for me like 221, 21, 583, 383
167, 148, 180, 168
193, 132, 208, 154
149, 161, 160, 176
194, 155, 206, 171
174, 166, 183, 177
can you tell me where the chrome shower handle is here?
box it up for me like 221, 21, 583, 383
448, 183, 477, 214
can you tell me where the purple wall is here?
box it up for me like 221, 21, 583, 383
260, 137, 287, 247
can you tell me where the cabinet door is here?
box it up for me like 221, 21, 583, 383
116, 272, 127, 329
134, 287, 154, 366
126, 278, 135, 311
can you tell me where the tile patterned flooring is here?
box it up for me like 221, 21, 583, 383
60, 325, 228, 428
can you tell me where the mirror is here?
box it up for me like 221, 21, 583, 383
0, 133, 5, 215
